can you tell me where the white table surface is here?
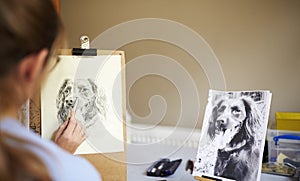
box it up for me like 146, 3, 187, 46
126, 143, 297, 181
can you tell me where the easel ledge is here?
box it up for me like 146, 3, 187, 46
194, 175, 236, 181
195, 176, 225, 181
195, 176, 217, 181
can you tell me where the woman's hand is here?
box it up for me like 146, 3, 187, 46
53, 110, 87, 154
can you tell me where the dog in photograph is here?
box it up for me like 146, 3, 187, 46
56, 78, 107, 128
207, 96, 262, 181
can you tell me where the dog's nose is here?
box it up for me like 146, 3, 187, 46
217, 119, 225, 124
216, 119, 228, 132
66, 99, 74, 107
216, 118, 227, 127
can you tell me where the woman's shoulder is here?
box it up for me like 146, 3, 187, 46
0, 118, 101, 181
41, 138, 101, 181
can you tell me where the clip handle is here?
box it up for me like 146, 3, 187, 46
80, 35, 90, 49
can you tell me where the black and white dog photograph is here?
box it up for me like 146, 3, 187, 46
194, 90, 272, 181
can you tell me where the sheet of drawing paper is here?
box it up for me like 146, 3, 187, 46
41, 55, 124, 154
193, 90, 272, 181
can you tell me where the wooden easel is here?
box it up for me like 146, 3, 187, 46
30, 49, 127, 181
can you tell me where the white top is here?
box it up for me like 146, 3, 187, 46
0, 118, 101, 181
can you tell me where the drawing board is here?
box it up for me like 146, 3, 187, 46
30, 49, 127, 181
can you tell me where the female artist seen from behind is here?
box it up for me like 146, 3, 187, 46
0, 0, 101, 180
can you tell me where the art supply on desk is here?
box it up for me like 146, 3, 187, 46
266, 129, 300, 163
277, 153, 300, 167
278, 153, 300, 179
264, 127, 300, 179
185, 160, 194, 174
261, 162, 295, 177
276, 112, 300, 131
146, 158, 182, 177
261, 153, 300, 178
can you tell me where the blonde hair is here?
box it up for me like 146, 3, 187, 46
0, 132, 52, 181
0, 0, 63, 180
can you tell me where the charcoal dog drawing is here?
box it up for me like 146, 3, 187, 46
194, 90, 271, 181
41, 55, 125, 154
56, 78, 108, 129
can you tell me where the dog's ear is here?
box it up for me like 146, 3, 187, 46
242, 97, 262, 138
87, 78, 98, 94
95, 86, 108, 119
56, 79, 72, 124
86, 78, 108, 119
56, 79, 71, 109
208, 103, 220, 140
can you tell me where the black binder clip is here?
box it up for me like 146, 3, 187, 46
72, 35, 97, 56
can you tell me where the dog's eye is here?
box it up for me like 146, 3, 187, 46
64, 89, 69, 94
231, 106, 241, 114
64, 87, 72, 95
82, 88, 88, 93
233, 110, 240, 114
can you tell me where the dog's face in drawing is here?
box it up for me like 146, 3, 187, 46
56, 79, 107, 128
73, 79, 97, 111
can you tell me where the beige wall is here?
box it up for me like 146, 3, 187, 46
60, 0, 300, 129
